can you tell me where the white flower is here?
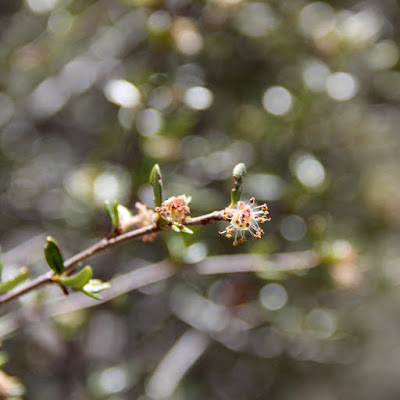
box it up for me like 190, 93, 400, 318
219, 198, 270, 246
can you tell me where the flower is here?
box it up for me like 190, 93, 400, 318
219, 197, 270, 246
156, 195, 191, 223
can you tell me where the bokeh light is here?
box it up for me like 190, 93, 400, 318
298, 2, 335, 39
104, 79, 141, 108
302, 59, 331, 92
292, 154, 326, 188
184, 86, 214, 110
262, 86, 292, 116
234, 2, 278, 38
135, 108, 163, 136
259, 283, 288, 311
326, 72, 358, 101
280, 215, 307, 242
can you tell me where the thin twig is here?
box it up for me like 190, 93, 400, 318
0, 211, 225, 306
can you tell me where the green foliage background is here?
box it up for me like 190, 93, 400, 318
1, 0, 400, 399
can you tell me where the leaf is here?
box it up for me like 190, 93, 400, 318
0, 267, 29, 293
59, 265, 92, 290
149, 164, 163, 207
104, 200, 120, 226
80, 289, 101, 300
180, 225, 193, 234
230, 163, 247, 207
81, 279, 110, 300
83, 279, 110, 293
171, 223, 181, 232
171, 222, 193, 234
44, 236, 65, 275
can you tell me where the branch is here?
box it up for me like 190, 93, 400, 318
195, 250, 320, 275
0, 251, 318, 338
0, 211, 225, 307
0, 260, 176, 338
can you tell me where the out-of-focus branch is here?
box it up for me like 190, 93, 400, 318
0, 260, 176, 338
0, 251, 320, 338
0, 211, 225, 307
195, 250, 320, 275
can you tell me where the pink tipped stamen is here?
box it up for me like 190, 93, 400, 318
220, 199, 270, 246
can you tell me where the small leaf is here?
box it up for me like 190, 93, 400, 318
83, 279, 110, 293
171, 223, 181, 232
80, 289, 101, 300
0, 267, 29, 293
170, 222, 193, 234
230, 163, 247, 207
104, 200, 120, 226
80, 279, 110, 300
180, 225, 193, 234
60, 265, 92, 290
44, 236, 64, 275
149, 164, 163, 207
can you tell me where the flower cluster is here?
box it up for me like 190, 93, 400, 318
156, 195, 191, 223
219, 198, 270, 246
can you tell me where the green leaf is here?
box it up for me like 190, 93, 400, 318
171, 223, 181, 232
59, 265, 92, 290
230, 163, 247, 207
0, 267, 29, 293
80, 279, 110, 300
44, 236, 65, 275
83, 279, 110, 293
80, 289, 101, 300
149, 164, 163, 207
180, 225, 193, 234
104, 200, 120, 226
170, 222, 193, 234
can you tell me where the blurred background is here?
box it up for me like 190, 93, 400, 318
1, 0, 400, 398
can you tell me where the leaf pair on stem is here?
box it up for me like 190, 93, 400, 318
44, 237, 109, 300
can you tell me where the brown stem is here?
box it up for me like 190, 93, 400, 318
0, 211, 225, 306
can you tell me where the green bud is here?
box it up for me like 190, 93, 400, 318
230, 163, 247, 207
149, 164, 163, 207
59, 265, 92, 290
104, 200, 120, 227
44, 236, 65, 275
